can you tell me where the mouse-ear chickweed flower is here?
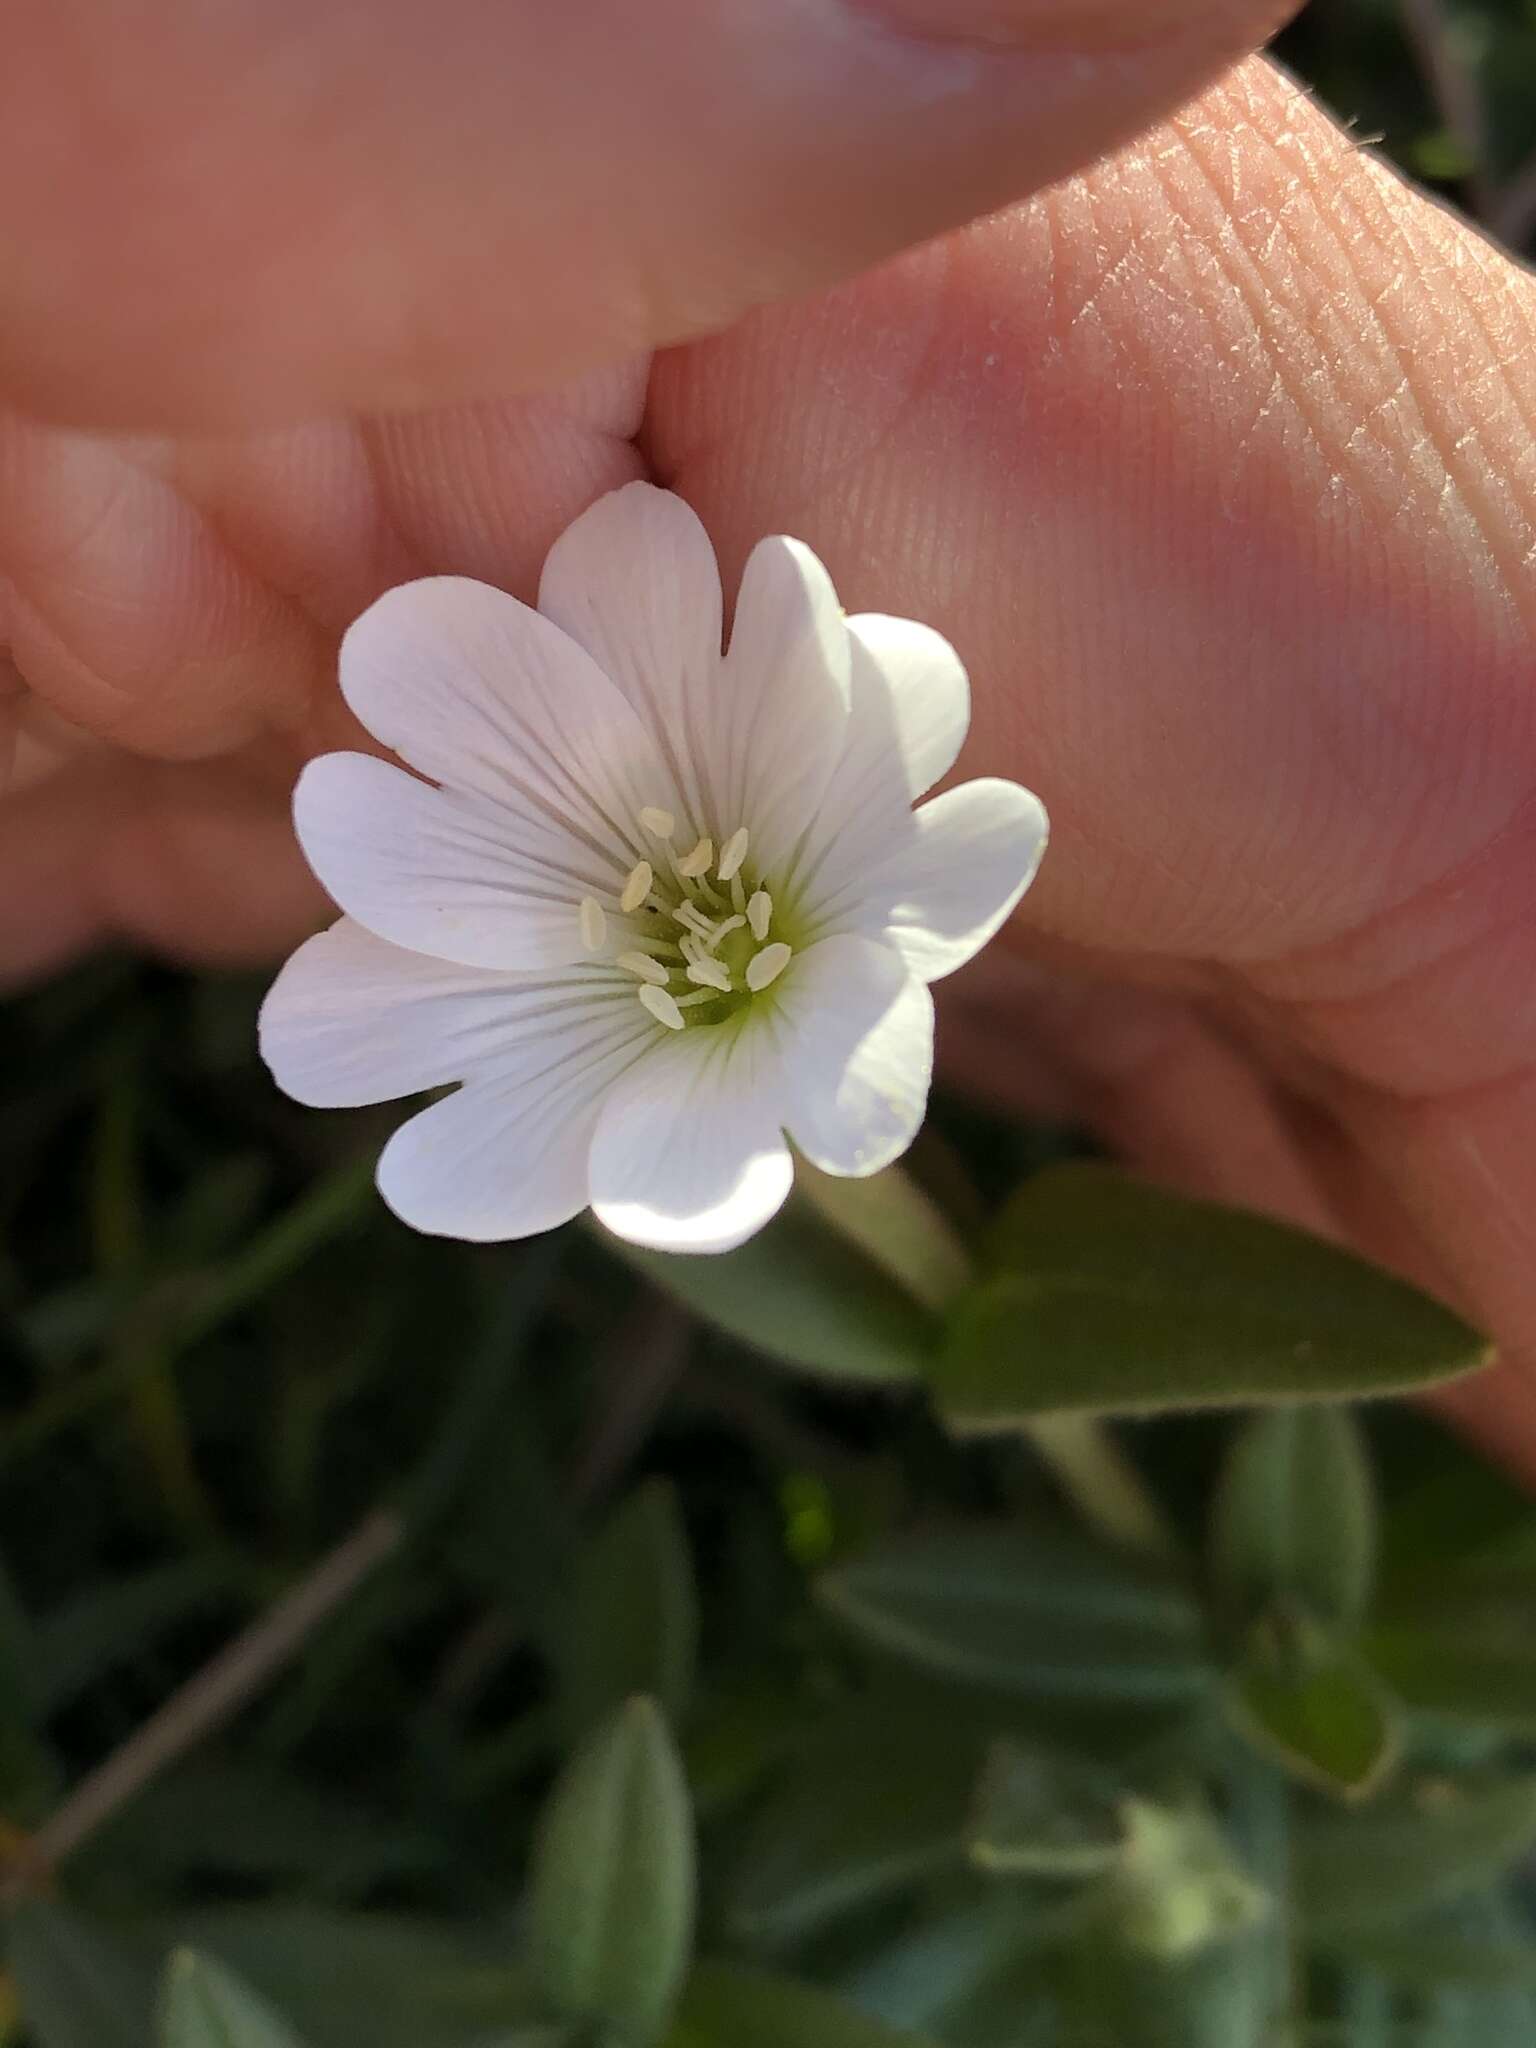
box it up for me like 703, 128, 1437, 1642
260, 484, 1047, 1253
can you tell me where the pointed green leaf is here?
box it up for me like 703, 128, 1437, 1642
933, 1167, 1488, 1422
1297, 1777, 1536, 1934
1330, 1893, 1536, 1994
610, 1192, 929, 1384
159, 1951, 307, 2048
1211, 1407, 1377, 1630
1365, 1577, 1536, 1737
168, 1908, 548, 2048
727, 1703, 979, 1942
818, 1522, 1213, 1704
530, 1697, 694, 2042
1225, 1613, 1402, 1801
666, 1963, 939, 2048
965, 1739, 1125, 1880
554, 1480, 698, 1737
5, 1901, 154, 2048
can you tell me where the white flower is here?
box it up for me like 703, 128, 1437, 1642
259, 484, 1047, 1254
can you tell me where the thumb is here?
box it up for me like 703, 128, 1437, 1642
1, 0, 1297, 430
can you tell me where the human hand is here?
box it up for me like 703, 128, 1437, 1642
7, 3, 1536, 1466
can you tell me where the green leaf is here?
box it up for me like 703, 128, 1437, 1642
666, 1963, 940, 2048
610, 1193, 930, 1384
1210, 1407, 1377, 1630
553, 1480, 698, 1738
1055, 1924, 1274, 2048
1330, 1893, 1536, 1994
169, 1908, 549, 2048
793, 1161, 971, 1314
932, 1166, 1488, 1423
158, 1951, 306, 2048
965, 1739, 1125, 1880
1225, 1613, 1402, 1801
1108, 1800, 1268, 1961
5, 1901, 154, 2048
1296, 1776, 1536, 1934
1365, 1577, 1536, 1736
530, 1697, 695, 2042
727, 1702, 980, 1942
818, 1521, 1213, 1705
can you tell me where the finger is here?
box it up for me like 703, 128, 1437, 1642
0, 368, 648, 758
645, 58, 1536, 1407
2, 0, 1295, 428
0, 753, 326, 982
652, 55, 1536, 984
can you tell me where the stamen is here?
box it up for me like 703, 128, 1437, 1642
746, 942, 792, 992
675, 903, 714, 940
730, 874, 747, 915
639, 984, 686, 1031
579, 896, 608, 951
679, 934, 705, 965
677, 836, 714, 879
674, 990, 716, 1011
619, 860, 653, 914
717, 827, 749, 882
706, 914, 744, 951
617, 951, 669, 985
685, 957, 732, 993
639, 807, 675, 839
747, 890, 772, 942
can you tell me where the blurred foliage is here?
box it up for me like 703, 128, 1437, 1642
6, 6, 1536, 2045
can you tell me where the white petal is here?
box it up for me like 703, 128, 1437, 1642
780, 612, 970, 906
588, 1022, 793, 1253
714, 536, 851, 875
537, 482, 723, 831
811, 779, 1048, 982
375, 991, 656, 1243
339, 574, 680, 857
294, 753, 627, 970
843, 614, 970, 802
778, 935, 934, 1177
259, 916, 645, 1109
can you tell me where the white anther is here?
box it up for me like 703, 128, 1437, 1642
747, 890, 772, 941
685, 957, 732, 992
639, 807, 676, 839
746, 942, 792, 992
707, 914, 744, 950
677, 836, 714, 878
639, 984, 686, 1031
579, 896, 607, 951
619, 860, 653, 914
717, 827, 750, 883
617, 951, 669, 985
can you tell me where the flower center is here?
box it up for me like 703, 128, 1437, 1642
576, 806, 793, 1031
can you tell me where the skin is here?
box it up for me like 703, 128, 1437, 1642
5, 0, 1536, 1471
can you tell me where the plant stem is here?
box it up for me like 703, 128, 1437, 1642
805, 1161, 1181, 1564
1023, 1413, 1182, 1566
3, 1507, 402, 1892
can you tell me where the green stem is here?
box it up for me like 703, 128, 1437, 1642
1022, 1413, 1182, 1567
798, 1159, 1181, 1564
